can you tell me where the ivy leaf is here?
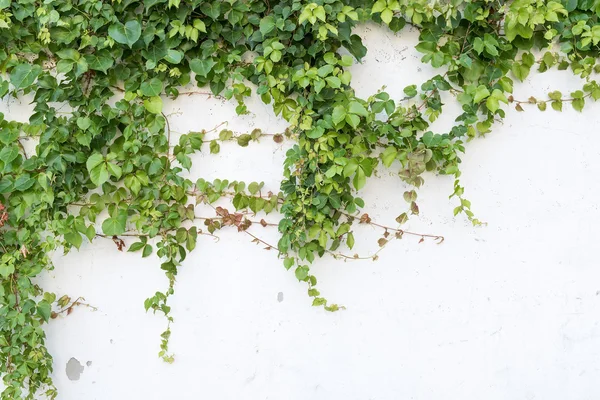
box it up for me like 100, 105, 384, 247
10, 64, 42, 90
345, 113, 360, 128
381, 146, 398, 167
348, 101, 368, 117
143, 96, 163, 114
85, 53, 114, 73
237, 134, 252, 146
76, 117, 92, 130
473, 85, 491, 103
107, 163, 122, 179
13, 175, 35, 191
260, 15, 276, 36
403, 85, 417, 98
210, 140, 220, 154
89, 164, 109, 187
164, 49, 184, 64
0, 263, 14, 278
108, 21, 142, 47
0, 177, 13, 193
346, 232, 355, 249
190, 59, 216, 77
353, 166, 367, 190
306, 126, 324, 139
64, 232, 83, 249
381, 8, 394, 24
142, 245, 153, 257
332, 105, 346, 125
283, 257, 294, 270
295, 266, 309, 281
325, 76, 341, 88
140, 78, 163, 97
87, 154, 109, 186
36, 301, 52, 322
102, 215, 127, 236
128, 241, 145, 252
0, 145, 18, 164
86, 153, 104, 171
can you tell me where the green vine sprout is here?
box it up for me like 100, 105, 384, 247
1, 0, 600, 397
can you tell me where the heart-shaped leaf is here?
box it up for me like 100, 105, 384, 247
108, 20, 142, 47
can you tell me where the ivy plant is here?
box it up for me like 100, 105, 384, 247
2, 0, 600, 398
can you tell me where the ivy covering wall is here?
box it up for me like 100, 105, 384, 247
2, 0, 600, 398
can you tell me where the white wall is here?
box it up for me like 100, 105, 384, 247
3, 25, 600, 400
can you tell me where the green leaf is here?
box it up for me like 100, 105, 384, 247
0, 145, 18, 164
295, 266, 309, 281
0, 263, 14, 278
0, 177, 13, 193
64, 231, 82, 249
10, 64, 42, 90
332, 105, 346, 125
13, 175, 35, 191
142, 244, 153, 257
283, 257, 294, 270
37, 301, 52, 322
339, 55, 353, 67
346, 232, 355, 249
143, 96, 163, 114
325, 76, 341, 88
76, 117, 92, 130
473, 85, 491, 103
381, 8, 394, 24
102, 216, 127, 236
90, 164, 109, 186
164, 49, 184, 64
345, 113, 360, 128
85, 53, 114, 73
86, 153, 104, 171
87, 154, 108, 186
210, 140, 220, 154
348, 101, 368, 116
381, 146, 398, 167
237, 134, 252, 147
403, 85, 417, 98
260, 15, 276, 36
128, 241, 145, 252
190, 59, 216, 77
511, 63, 530, 82
353, 166, 366, 190
140, 78, 163, 97
306, 126, 324, 139
107, 163, 122, 179
108, 20, 142, 47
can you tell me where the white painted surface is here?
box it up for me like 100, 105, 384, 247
3, 25, 600, 400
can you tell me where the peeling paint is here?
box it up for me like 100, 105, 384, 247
66, 358, 84, 381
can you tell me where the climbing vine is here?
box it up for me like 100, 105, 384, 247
1, 0, 600, 397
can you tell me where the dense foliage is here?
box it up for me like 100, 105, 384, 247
1, 0, 600, 397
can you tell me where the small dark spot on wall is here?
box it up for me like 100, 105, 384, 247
277, 292, 284, 302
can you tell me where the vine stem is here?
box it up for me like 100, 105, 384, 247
16, 139, 28, 159
338, 210, 444, 242
162, 112, 171, 156
52, 297, 97, 318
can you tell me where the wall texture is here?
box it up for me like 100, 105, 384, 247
3, 25, 600, 400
